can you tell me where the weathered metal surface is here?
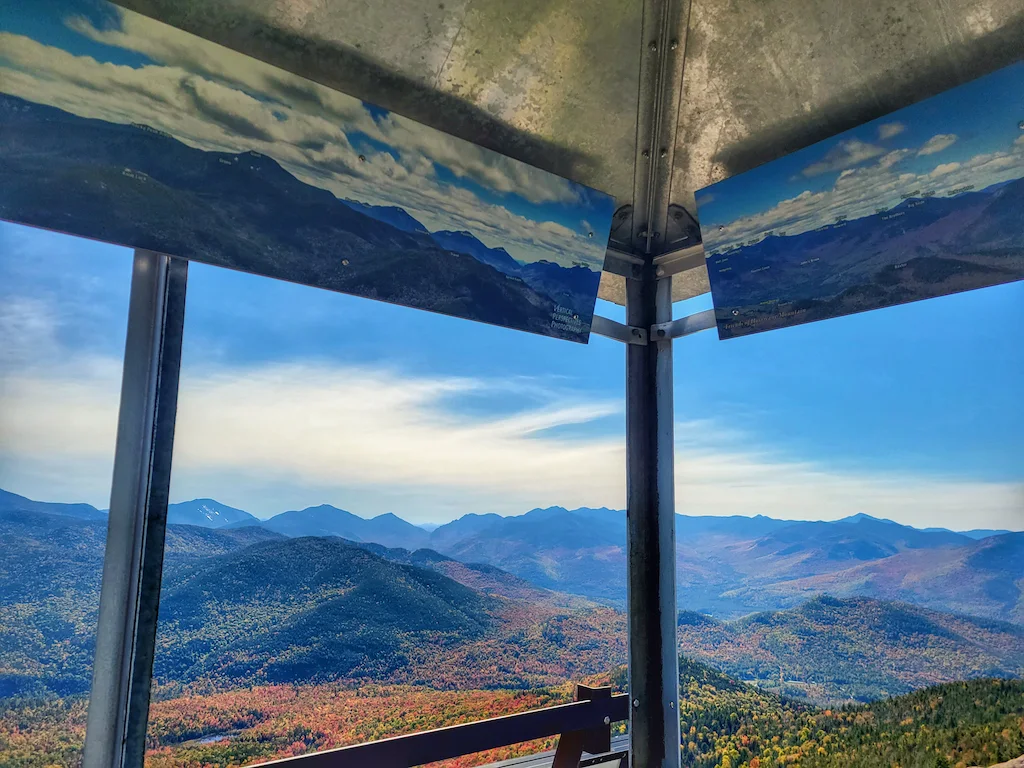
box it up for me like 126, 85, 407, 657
83, 252, 187, 768
625, 268, 680, 768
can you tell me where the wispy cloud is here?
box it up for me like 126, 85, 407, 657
918, 133, 958, 156
802, 139, 885, 177
708, 135, 1024, 253
877, 122, 906, 140
2, 340, 1020, 528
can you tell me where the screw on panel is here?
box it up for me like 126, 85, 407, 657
670, 39, 679, 50
659, 148, 667, 158
641, 149, 651, 159
648, 40, 658, 52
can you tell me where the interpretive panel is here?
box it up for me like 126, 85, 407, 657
0, 0, 614, 342
696, 63, 1024, 339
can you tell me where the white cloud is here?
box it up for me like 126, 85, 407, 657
708, 134, 1024, 254
877, 122, 906, 140
674, 421, 1024, 531
2, 352, 1021, 530
918, 133, 958, 156
802, 139, 885, 177
929, 162, 961, 177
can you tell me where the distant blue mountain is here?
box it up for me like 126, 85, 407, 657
429, 230, 523, 275
924, 526, 1013, 540
341, 199, 429, 234
0, 488, 105, 520
167, 499, 259, 528
252, 504, 430, 550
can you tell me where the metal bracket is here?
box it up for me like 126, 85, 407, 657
603, 247, 645, 280
591, 315, 648, 345
653, 243, 704, 278
649, 309, 716, 340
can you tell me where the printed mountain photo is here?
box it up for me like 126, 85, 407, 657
0, 0, 613, 342
697, 62, 1024, 339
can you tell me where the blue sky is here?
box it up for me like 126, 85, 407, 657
1, 222, 1021, 529
697, 62, 1024, 254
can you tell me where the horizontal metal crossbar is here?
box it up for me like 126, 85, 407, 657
653, 244, 705, 278
592, 315, 649, 345
592, 309, 716, 344
251, 692, 629, 768
649, 309, 716, 340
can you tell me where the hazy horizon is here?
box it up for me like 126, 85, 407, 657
4, 483, 1021, 534
1, 221, 1022, 531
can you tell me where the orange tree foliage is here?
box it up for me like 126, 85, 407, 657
142, 682, 579, 768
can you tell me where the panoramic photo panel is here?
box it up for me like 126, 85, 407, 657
0, 0, 614, 343
696, 62, 1024, 339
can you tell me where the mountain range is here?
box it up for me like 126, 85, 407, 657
3, 489, 1020, 624
0, 93, 597, 341
710, 176, 1024, 338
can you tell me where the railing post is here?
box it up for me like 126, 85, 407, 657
625, 266, 681, 768
83, 251, 187, 768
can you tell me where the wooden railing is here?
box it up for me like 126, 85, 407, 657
252, 684, 629, 768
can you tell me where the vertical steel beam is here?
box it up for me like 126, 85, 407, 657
625, 269, 680, 768
83, 251, 187, 768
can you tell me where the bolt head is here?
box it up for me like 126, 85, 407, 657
648, 40, 658, 52
670, 39, 679, 50
341, 259, 350, 266
659, 148, 667, 158
633, 698, 640, 707
718, 225, 725, 232
1019, 120, 1024, 130
358, 154, 366, 162
587, 231, 594, 238
641, 149, 650, 159
603, 716, 611, 725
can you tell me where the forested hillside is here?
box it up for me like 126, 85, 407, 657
658, 661, 1024, 768
677, 596, 1024, 703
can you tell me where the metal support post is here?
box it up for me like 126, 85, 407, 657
83, 251, 187, 768
625, 268, 681, 768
